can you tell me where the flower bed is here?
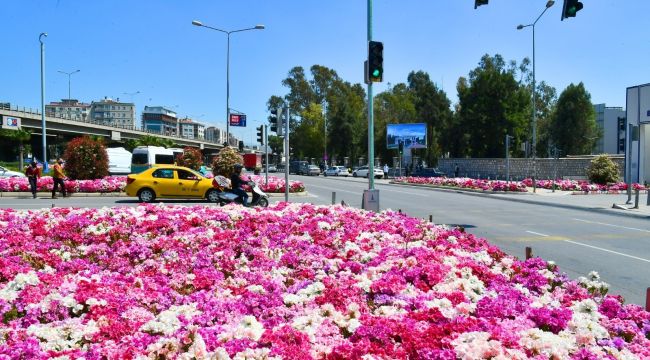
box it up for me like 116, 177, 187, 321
0, 176, 126, 193
0, 175, 305, 194
394, 176, 528, 192
1, 204, 648, 358
522, 178, 647, 193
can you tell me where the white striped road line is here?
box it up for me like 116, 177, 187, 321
573, 218, 650, 233
526, 230, 549, 237
563, 239, 650, 263
305, 184, 358, 195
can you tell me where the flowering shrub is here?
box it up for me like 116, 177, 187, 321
212, 147, 243, 177
175, 147, 203, 170
1, 203, 648, 358
394, 176, 528, 192
62, 136, 109, 180
0, 176, 126, 193
247, 175, 305, 193
587, 155, 621, 185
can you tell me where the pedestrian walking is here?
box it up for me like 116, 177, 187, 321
454, 163, 460, 178
383, 164, 389, 179
51, 158, 67, 199
24, 161, 41, 198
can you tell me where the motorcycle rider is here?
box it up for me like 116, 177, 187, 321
230, 164, 249, 206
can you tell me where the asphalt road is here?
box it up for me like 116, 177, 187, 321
2, 174, 649, 306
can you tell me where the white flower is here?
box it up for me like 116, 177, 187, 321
140, 304, 201, 336
27, 318, 99, 352
0, 271, 40, 302
218, 315, 265, 342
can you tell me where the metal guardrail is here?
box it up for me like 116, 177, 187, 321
1, 102, 224, 145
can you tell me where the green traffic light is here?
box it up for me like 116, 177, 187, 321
372, 69, 380, 77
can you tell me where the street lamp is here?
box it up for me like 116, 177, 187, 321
57, 69, 80, 100
191, 20, 264, 147
517, 0, 554, 192
39, 32, 48, 171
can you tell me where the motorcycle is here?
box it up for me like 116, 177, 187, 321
212, 176, 269, 207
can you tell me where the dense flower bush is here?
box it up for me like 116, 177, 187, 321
394, 177, 528, 192
0, 176, 126, 193
212, 147, 243, 177
247, 175, 305, 193
175, 147, 203, 171
522, 178, 647, 193
1, 203, 648, 358
62, 136, 109, 180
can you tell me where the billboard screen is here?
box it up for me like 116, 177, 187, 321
229, 114, 247, 127
386, 123, 427, 149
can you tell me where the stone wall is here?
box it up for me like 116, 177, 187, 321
436, 155, 625, 180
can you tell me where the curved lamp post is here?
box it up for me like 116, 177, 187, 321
191, 20, 264, 147
517, 0, 554, 192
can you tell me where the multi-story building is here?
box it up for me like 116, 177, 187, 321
90, 97, 136, 128
593, 104, 626, 155
45, 99, 91, 121
141, 106, 178, 136
176, 117, 206, 140
205, 126, 226, 144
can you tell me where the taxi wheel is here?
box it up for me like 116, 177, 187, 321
206, 189, 220, 202
138, 188, 156, 203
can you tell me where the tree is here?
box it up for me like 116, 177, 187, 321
0, 128, 32, 169
456, 54, 530, 158
62, 136, 109, 180
373, 83, 417, 165
407, 71, 453, 165
122, 135, 177, 151
293, 103, 325, 161
267, 135, 284, 164
549, 82, 598, 155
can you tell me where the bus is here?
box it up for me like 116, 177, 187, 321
130, 146, 175, 174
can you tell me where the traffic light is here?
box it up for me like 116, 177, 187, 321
561, 0, 583, 20
238, 140, 244, 152
256, 125, 265, 145
367, 41, 383, 83
270, 107, 284, 136
398, 141, 404, 153
474, 0, 488, 9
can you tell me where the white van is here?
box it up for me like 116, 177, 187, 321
106, 147, 132, 175
168, 147, 185, 161
131, 146, 175, 174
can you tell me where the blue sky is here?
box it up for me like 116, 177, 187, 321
2, 1, 649, 145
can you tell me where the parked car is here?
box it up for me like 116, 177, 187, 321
306, 165, 321, 176
106, 147, 132, 175
411, 167, 446, 178
125, 165, 219, 203
352, 166, 384, 179
264, 164, 277, 173
289, 161, 309, 175
324, 166, 351, 177
0, 165, 26, 178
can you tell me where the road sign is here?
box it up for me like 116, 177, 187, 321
2, 116, 20, 130
229, 114, 247, 127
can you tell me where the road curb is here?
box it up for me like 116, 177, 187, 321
1, 191, 308, 199
384, 182, 650, 219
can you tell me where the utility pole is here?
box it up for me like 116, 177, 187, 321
284, 105, 290, 202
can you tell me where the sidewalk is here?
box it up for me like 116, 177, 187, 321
385, 179, 650, 218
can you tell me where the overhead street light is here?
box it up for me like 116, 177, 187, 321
57, 69, 80, 100
191, 20, 264, 147
517, 0, 554, 192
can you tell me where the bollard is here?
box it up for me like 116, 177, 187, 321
340, 200, 346, 207
647, 189, 650, 206
646, 287, 650, 312
331, 192, 336, 205
634, 189, 640, 209
525, 246, 533, 260
429, 214, 433, 223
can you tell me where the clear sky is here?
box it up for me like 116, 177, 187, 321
2, 0, 649, 145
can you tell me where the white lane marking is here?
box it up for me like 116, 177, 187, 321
526, 231, 549, 237
305, 184, 358, 195
563, 239, 650, 263
573, 218, 650, 233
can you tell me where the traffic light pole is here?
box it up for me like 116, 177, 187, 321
284, 106, 290, 202
264, 125, 269, 186
367, 0, 375, 192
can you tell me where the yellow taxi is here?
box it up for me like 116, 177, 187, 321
125, 165, 219, 203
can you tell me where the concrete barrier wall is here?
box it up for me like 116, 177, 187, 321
436, 155, 625, 180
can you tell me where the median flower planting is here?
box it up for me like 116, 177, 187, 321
522, 178, 647, 193
1, 203, 648, 358
394, 176, 528, 192
0, 176, 127, 194
0, 175, 305, 194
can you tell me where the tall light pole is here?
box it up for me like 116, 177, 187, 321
517, 0, 554, 192
191, 20, 264, 147
57, 69, 80, 100
39, 32, 48, 171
